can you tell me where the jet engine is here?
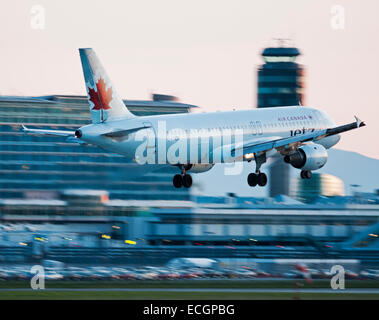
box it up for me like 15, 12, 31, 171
284, 143, 328, 171
183, 164, 215, 173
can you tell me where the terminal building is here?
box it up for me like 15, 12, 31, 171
0, 94, 197, 201
1, 192, 379, 268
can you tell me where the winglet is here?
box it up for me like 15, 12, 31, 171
354, 116, 366, 128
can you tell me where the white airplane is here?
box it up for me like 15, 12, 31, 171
22, 48, 366, 189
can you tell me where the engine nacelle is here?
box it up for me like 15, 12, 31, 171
284, 143, 328, 171
184, 164, 215, 173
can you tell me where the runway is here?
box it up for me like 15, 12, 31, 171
1, 288, 379, 294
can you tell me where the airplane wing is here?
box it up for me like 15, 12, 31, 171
232, 116, 366, 157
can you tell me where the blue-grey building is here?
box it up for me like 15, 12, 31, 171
0, 94, 197, 200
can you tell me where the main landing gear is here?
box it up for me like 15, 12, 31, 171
173, 165, 193, 188
247, 152, 267, 188
173, 173, 192, 188
300, 170, 312, 179
247, 171, 267, 187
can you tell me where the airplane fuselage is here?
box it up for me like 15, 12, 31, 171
78, 105, 340, 165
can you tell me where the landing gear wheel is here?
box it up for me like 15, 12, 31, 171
182, 174, 193, 188
173, 174, 183, 188
257, 172, 268, 187
300, 170, 312, 179
247, 173, 258, 187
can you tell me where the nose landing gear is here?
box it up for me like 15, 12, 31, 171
300, 170, 312, 179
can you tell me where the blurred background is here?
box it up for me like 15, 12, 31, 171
0, 0, 379, 284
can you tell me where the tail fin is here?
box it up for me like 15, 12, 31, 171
79, 48, 135, 123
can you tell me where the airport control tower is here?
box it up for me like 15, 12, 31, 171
257, 44, 305, 197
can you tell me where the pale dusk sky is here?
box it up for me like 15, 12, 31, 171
0, 0, 378, 158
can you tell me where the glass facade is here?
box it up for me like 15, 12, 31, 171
292, 173, 345, 203
0, 94, 197, 200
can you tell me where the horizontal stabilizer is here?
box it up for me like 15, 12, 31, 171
20, 125, 89, 145
20, 125, 75, 137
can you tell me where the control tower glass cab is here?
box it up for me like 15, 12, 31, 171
258, 47, 304, 108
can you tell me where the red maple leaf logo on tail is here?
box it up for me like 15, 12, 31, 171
88, 77, 112, 111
